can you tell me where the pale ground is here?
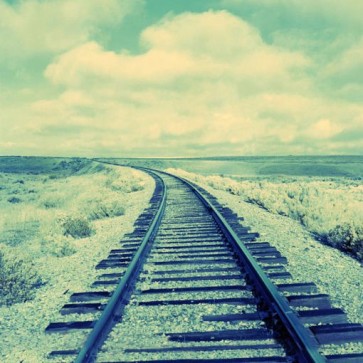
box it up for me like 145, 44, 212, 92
1, 166, 361, 362
0, 166, 154, 362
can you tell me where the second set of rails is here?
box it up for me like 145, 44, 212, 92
46, 166, 363, 362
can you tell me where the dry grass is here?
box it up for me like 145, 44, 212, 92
168, 168, 363, 261
0, 161, 146, 306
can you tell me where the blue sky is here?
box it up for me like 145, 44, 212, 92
0, 0, 362, 157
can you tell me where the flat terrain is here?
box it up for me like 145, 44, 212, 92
0, 155, 362, 361
0, 157, 154, 361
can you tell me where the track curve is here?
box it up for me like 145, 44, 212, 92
46, 165, 363, 363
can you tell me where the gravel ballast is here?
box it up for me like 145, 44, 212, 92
199, 183, 363, 324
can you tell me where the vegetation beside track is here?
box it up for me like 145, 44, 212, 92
0, 157, 146, 306
168, 168, 363, 261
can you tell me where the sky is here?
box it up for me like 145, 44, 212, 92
0, 0, 362, 157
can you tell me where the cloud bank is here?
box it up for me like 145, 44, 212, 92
0, 1, 362, 156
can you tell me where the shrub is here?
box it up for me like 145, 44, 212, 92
8, 197, 21, 204
105, 173, 144, 193
327, 223, 363, 260
88, 200, 125, 220
39, 194, 64, 209
61, 215, 94, 238
0, 249, 42, 306
40, 234, 77, 257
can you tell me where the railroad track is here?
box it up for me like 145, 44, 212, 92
46, 166, 363, 362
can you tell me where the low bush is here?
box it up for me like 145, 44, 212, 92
88, 200, 125, 220
39, 194, 64, 209
327, 223, 363, 260
61, 215, 94, 239
40, 234, 77, 257
0, 249, 42, 306
104, 169, 145, 193
8, 197, 21, 204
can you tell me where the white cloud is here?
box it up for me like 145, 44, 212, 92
45, 11, 309, 91
45, 42, 197, 86
322, 37, 363, 85
141, 11, 262, 57
2, 9, 361, 156
0, 0, 139, 58
37, 11, 359, 155
306, 119, 343, 139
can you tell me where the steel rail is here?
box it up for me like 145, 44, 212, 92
84, 162, 326, 362
169, 172, 326, 363
74, 170, 167, 363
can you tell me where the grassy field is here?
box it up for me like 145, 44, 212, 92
0, 157, 146, 306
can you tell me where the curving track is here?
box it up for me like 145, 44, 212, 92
46, 166, 363, 363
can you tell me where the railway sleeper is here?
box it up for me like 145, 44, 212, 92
287, 293, 331, 309
121, 242, 143, 248
202, 308, 347, 325
151, 258, 235, 265
247, 246, 278, 253
148, 266, 240, 275
60, 302, 106, 314
115, 355, 288, 363
70, 291, 112, 302
156, 235, 224, 242
154, 247, 228, 253
48, 349, 79, 358
96, 261, 129, 269
155, 242, 226, 249
310, 323, 363, 345
245, 242, 271, 248
106, 254, 134, 260
251, 251, 282, 258
121, 235, 144, 240
325, 353, 363, 363
267, 271, 292, 279
138, 297, 256, 306
151, 252, 233, 259
97, 272, 123, 279
124, 343, 281, 353
158, 223, 218, 229
109, 248, 138, 253
298, 308, 348, 324
256, 256, 288, 264
203, 312, 266, 322
262, 265, 286, 271
45, 320, 95, 333
159, 226, 219, 232
165, 328, 273, 342
276, 282, 318, 294
140, 284, 248, 294
149, 274, 244, 283
92, 279, 120, 287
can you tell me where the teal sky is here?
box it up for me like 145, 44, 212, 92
0, 0, 362, 157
